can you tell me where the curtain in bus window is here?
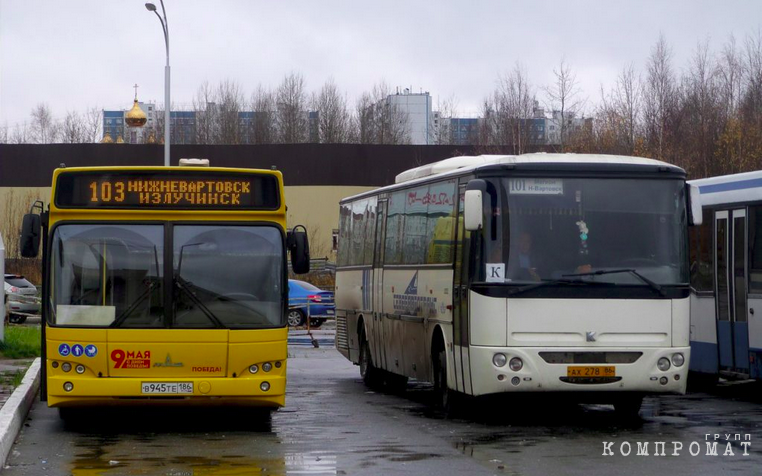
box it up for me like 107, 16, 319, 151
349, 200, 368, 266
363, 197, 378, 265
337, 203, 352, 267
749, 206, 762, 293
426, 180, 457, 264
403, 185, 429, 264
385, 190, 406, 264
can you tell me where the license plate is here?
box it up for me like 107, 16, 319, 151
566, 366, 616, 378
327, 310, 334, 314
141, 382, 194, 394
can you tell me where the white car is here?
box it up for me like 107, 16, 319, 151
4, 274, 39, 324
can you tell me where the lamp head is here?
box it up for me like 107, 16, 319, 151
145, 3, 157, 12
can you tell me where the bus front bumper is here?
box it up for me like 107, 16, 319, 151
467, 346, 690, 396
47, 375, 286, 408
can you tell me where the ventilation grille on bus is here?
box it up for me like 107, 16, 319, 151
539, 352, 643, 364
336, 315, 349, 351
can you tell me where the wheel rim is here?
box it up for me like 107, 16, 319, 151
287, 311, 302, 326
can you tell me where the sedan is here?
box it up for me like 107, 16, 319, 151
287, 279, 335, 328
4, 274, 40, 324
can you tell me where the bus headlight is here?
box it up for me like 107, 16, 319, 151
657, 357, 671, 371
262, 362, 273, 372
260, 382, 270, 392
75, 365, 85, 374
492, 353, 507, 367
62, 363, 72, 372
249, 365, 259, 374
509, 357, 523, 372
671, 353, 685, 367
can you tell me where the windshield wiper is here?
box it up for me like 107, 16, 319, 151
174, 276, 224, 328
110, 279, 160, 327
506, 278, 590, 296
562, 268, 666, 297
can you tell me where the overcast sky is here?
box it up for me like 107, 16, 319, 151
1, 0, 760, 127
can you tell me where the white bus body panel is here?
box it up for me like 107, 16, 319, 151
468, 292, 689, 395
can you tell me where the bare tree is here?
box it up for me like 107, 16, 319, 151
60, 111, 88, 143
276, 72, 308, 144
84, 107, 102, 143
213, 80, 244, 144
0, 124, 7, 144
312, 79, 351, 143
591, 64, 642, 155
30, 103, 59, 143
10, 123, 29, 144
545, 59, 584, 151
356, 82, 410, 144
642, 34, 677, 161
251, 85, 277, 144
432, 94, 458, 145
193, 81, 217, 144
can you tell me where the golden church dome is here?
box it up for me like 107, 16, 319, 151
116, 135, 125, 143
125, 99, 147, 127
101, 132, 114, 143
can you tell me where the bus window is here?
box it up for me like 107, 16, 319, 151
173, 225, 284, 328
749, 206, 762, 293
51, 224, 164, 327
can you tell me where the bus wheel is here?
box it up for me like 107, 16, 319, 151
613, 396, 643, 420
287, 309, 305, 327
359, 334, 382, 388
434, 350, 452, 411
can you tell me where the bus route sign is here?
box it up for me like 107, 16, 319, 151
55, 170, 280, 210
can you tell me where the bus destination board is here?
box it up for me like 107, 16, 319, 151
55, 171, 280, 210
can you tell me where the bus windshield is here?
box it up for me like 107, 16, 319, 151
50, 224, 284, 328
482, 177, 688, 286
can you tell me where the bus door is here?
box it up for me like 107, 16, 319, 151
372, 199, 388, 370
715, 209, 751, 374
452, 184, 472, 394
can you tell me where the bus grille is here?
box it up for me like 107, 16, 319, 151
336, 315, 349, 351
539, 352, 642, 364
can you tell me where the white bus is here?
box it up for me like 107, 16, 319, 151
689, 170, 762, 383
335, 154, 702, 416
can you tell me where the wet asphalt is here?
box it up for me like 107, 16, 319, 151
3, 340, 762, 476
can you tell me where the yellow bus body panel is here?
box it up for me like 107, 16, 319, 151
44, 166, 289, 408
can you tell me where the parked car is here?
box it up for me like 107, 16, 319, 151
4, 274, 39, 324
287, 279, 335, 328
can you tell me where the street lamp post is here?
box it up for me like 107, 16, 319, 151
145, 1, 170, 167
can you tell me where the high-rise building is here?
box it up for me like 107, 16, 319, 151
385, 90, 434, 145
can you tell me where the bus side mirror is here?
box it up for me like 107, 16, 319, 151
464, 190, 483, 231
288, 226, 310, 275
20, 213, 41, 258
687, 184, 702, 226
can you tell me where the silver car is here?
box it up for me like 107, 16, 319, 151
4, 274, 39, 324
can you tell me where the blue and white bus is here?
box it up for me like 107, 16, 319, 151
689, 170, 762, 382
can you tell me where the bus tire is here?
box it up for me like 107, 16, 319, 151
613, 396, 643, 420
359, 332, 382, 388
434, 349, 453, 412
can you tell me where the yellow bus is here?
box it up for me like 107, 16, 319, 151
20, 163, 310, 412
